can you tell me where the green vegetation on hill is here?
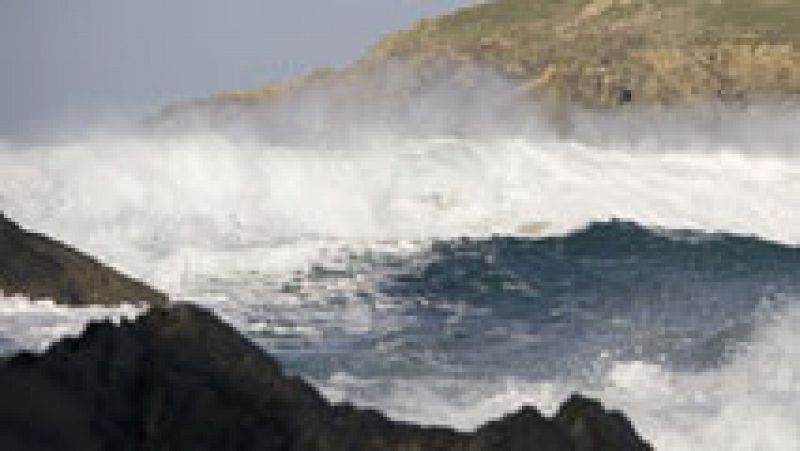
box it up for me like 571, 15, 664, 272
220, 0, 800, 107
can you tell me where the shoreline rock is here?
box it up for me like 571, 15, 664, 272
0, 303, 652, 450
0, 212, 167, 306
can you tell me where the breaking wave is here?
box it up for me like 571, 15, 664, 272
1, 106, 798, 290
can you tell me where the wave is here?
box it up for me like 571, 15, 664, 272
1, 111, 798, 291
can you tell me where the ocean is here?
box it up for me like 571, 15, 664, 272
0, 104, 798, 449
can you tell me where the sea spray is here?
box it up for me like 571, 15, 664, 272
1, 117, 798, 290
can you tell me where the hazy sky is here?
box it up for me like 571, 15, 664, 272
0, 0, 470, 139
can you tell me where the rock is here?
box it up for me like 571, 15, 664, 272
555, 395, 653, 451
0, 303, 652, 450
470, 406, 575, 450
0, 212, 167, 306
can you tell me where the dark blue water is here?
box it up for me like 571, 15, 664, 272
267, 221, 800, 387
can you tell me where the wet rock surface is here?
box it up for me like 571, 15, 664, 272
0, 303, 651, 450
0, 212, 167, 306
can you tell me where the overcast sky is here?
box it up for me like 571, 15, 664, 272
0, 0, 469, 140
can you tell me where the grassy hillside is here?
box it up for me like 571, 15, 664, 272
222, 0, 800, 106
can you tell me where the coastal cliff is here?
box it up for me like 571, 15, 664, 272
215, 0, 800, 108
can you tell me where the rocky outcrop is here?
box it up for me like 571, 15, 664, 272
0, 303, 652, 450
0, 212, 167, 306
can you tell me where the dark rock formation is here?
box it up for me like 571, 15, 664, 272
0, 212, 167, 306
0, 303, 651, 450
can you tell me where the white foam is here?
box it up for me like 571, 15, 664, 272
1, 120, 798, 292
0, 294, 146, 353
315, 303, 800, 450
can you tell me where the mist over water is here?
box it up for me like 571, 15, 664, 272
1, 72, 799, 449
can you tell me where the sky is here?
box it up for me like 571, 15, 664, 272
0, 0, 470, 140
